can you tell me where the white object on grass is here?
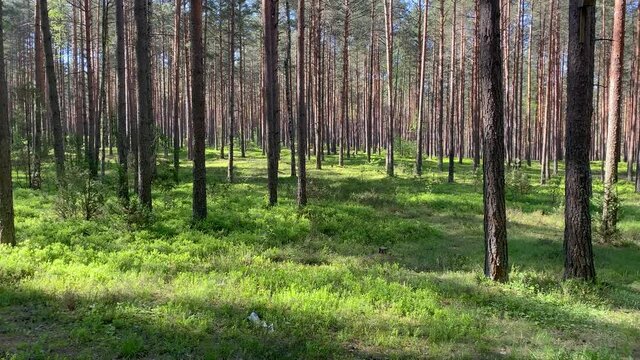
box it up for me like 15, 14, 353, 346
247, 311, 275, 333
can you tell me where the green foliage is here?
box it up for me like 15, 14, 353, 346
1, 150, 639, 359
548, 175, 565, 209
506, 167, 532, 197
119, 333, 146, 359
472, 166, 483, 192
592, 190, 622, 243
54, 166, 105, 220
119, 198, 154, 230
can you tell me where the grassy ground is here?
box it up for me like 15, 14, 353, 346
0, 147, 639, 359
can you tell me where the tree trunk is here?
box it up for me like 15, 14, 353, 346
0, 0, 15, 246
285, 0, 295, 176
480, 0, 508, 282
601, 0, 626, 239
115, 0, 128, 202
191, 0, 207, 219
40, 0, 65, 183
366, 0, 374, 163
415, 0, 429, 176
263, 0, 279, 205
228, 0, 236, 182
564, 0, 596, 281
296, 0, 307, 207
458, 24, 466, 165
314, 0, 322, 170
436, 0, 444, 171
85, 0, 98, 176
447, 0, 457, 183
635, 8, 640, 193
525, 18, 532, 167
134, 0, 154, 209
33, 0, 45, 189
97, 0, 109, 178
172, 0, 182, 182
383, 0, 394, 176
472, 0, 480, 170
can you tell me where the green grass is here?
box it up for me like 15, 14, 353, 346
1, 147, 639, 359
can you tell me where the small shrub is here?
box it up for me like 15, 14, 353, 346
121, 198, 154, 229
547, 175, 564, 207
399, 161, 414, 176
61, 289, 78, 312
208, 182, 231, 200
55, 166, 105, 220
155, 162, 177, 191
506, 168, 532, 197
472, 167, 483, 192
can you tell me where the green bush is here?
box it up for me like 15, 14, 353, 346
507, 168, 532, 197
55, 166, 105, 220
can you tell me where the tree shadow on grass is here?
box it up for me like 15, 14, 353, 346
0, 282, 476, 359
0, 285, 344, 359
1, 269, 637, 359
9, 153, 639, 358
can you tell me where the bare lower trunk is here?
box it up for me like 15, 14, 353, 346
601, 0, 626, 239
264, 0, 279, 205
134, 0, 154, 209
0, 1, 15, 246
192, 0, 207, 219
436, 1, 444, 172
285, 0, 295, 176
296, 0, 307, 207
564, 0, 596, 281
33, 0, 44, 189
172, 0, 182, 182
447, 0, 457, 183
228, 0, 236, 182
383, 0, 394, 176
40, 0, 65, 183
116, 0, 128, 202
415, 0, 429, 176
479, 0, 508, 282
365, 1, 374, 163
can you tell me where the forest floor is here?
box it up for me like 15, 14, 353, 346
0, 147, 639, 359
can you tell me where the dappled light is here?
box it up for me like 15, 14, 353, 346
1, 150, 639, 358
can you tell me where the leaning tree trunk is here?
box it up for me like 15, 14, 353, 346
479, 0, 508, 282
0, 0, 15, 246
601, 0, 626, 239
564, 0, 596, 281
134, 0, 154, 209
40, 0, 65, 184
